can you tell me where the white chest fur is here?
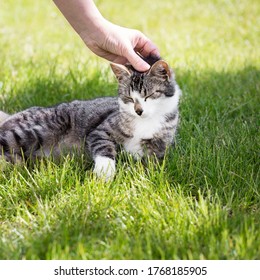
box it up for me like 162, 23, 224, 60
123, 116, 164, 157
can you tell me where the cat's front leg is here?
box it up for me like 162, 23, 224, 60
93, 155, 116, 181
87, 131, 117, 181
141, 136, 168, 159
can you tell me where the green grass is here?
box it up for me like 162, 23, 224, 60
0, 0, 259, 259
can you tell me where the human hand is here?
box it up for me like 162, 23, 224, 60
54, 0, 159, 71
80, 20, 160, 72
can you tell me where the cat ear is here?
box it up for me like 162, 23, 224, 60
110, 63, 131, 81
148, 60, 172, 79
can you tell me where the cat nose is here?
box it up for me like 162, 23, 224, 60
135, 108, 143, 116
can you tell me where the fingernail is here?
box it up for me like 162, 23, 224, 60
137, 61, 150, 72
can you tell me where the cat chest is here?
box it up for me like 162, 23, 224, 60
123, 118, 163, 156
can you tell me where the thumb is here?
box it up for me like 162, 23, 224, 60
125, 49, 150, 72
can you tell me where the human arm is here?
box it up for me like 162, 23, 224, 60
53, 0, 160, 71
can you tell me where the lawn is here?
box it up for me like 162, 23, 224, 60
0, 0, 259, 259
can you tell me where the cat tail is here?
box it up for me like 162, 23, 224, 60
0, 111, 10, 123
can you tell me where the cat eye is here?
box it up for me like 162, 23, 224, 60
144, 90, 168, 101
124, 96, 134, 103
144, 92, 155, 102
155, 90, 166, 94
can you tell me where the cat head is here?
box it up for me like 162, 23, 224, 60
111, 57, 178, 118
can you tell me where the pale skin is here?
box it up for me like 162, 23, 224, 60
53, 0, 160, 71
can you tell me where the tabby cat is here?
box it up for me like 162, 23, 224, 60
0, 57, 181, 180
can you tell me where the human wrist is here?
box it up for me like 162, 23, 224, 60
78, 15, 109, 44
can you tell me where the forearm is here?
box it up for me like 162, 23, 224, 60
53, 0, 106, 36
53, 0, 159, 71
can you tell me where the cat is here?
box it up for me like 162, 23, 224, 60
0, 56, 181, 180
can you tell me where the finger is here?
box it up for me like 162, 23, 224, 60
111, 56, 128, 65
96, 51, 128, 65
134, 35, 160, 58
125, 48, 151, 72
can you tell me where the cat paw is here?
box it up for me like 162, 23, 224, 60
93, 156, 116, 181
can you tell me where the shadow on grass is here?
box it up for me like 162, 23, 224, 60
1, 68, 117, 112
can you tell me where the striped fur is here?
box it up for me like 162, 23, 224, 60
0, 58, 181, 180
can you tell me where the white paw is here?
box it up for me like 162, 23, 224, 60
93, 156, 116, 181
